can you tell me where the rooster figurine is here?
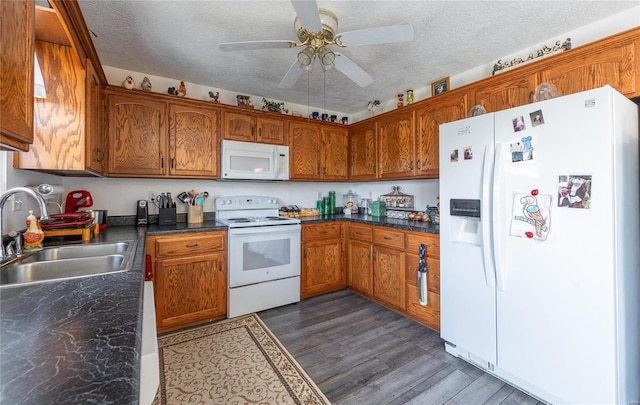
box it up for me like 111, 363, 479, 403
176, 81, 186, 97
140, 76, 152, 92
208, 91, 220, 103
122, 75, 135, 90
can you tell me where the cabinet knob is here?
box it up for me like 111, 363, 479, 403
416, 160, 421, 170
96, 148, 105, 163
185, 243, 199, 248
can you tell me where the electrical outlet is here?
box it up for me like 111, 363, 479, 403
13, 198, 23, 212
148, 191, 156, 202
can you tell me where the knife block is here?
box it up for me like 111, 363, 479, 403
158, 207, 177, 226
187, 206, 203, 224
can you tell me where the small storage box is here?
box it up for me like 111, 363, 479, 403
370, 199, 386, 217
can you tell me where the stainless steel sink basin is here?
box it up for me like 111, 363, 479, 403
0, 240, 137, 287
19, 241, 133, 263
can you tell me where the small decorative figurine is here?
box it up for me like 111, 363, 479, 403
122, 75, 135, 90
167, 87, 176, 95
367, 100, 380, 115
176, 81, 186, 97
23, 210, 44, 250
236, 95, 253, 109
406, 90, 414, 104
140, 76, 152, 92
397, 93, 404, 108
208, 91, 220, 103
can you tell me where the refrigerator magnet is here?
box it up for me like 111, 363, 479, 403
530, 110, 545, 127
512, 116, 526, 132
511, 192, 552, 240
463, 146, 473, 160
450, 149, 459, 162
557, 175, 591, 209
510, 136, 533, 162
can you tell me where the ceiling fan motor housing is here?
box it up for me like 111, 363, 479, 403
295, 8, 338, 45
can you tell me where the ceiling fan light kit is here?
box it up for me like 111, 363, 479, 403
219, 0, 414, 89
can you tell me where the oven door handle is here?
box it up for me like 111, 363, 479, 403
229, 224, 301, 235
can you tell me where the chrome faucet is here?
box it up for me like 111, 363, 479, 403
0, 187, 50, 260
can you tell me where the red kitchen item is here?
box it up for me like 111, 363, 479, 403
65, 190, 93, 213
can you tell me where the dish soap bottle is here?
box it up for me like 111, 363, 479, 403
23, 210, 44, 250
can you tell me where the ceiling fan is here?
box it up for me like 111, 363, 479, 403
219, 0, 414, 88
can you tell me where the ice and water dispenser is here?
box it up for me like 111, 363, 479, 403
449, 199, 482, 245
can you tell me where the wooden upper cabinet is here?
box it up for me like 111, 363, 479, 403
472, 74, 538, 113
289, 121, 321, 180
349, 120, 377, 181
415, 92, 468, 178
107, 93, 167, 176
0, 0, 35, 151
223, 111, 255, 142
15, 41, 91, 174
538, 33, 638, 98
321, 127, 348, 180
169, 103, 219, 178
377, 109, 415, 179
86, 59, 105, 174
257, 116, 286, 145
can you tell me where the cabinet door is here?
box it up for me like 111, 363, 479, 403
539, 41, 638, 97
86, 59, 105, 174
18, 41, 86, 171
154, 252, 226, 333
257, 116, 286, 145
302, 238, 344, 298
289, 122, 321, 180
377, 110, 415, 179
373, 245, 406, 310
415, 93, 467, 178
223, 111, 255, 142
349, 120, 377, 180
321, 127, 348, 180
169, 103, 219, 178
406, 252, 440, 331
107, 94, 167, 176
0, 0, 34, 150
347, 239, 373, 296
472, 74, 538, 113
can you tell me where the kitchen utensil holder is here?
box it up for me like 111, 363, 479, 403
158, 207, 177, 226
187, 205, 203, 224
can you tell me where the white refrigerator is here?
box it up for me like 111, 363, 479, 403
438, 86, 639, 404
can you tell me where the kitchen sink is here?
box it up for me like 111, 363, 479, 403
19, 241, 133, 263
0, 240, 137, 287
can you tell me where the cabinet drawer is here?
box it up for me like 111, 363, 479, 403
406, 284, 440, 332
406, 256, 440, 293
373, 227, 405, 249
303, 222, 342, 240
406, 232, 439, 257
348, 223, 372, 242
155, 232, 226, 257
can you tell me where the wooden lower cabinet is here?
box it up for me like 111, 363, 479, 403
346, 223, 440, 332
301, 223, 346, 298
405, 231, 441, 332
146, 231, 227, 333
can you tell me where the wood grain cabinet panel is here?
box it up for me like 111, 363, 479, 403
169, 103, 219, 178
377, 110, 415, 179
147, 231, 227, 333
289, 122, 321, 180
415, 92, 468, 178
405, 231, 440, 331
349, 120, 377, 181
347, 239, 373, 296
472, 74, 538, 113
223, 111, 255, 142
107, 93, 167, 176
85, 59, 106, 174
257, 116, 286, 145
321, 127, 348, 180
0, 0, 34, 151
539, 41, 637, 97
301, 223, 345, 298
373, 245, 406, 310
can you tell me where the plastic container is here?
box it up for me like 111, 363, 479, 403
370, 199, 386, 218
328, 191, 336, 215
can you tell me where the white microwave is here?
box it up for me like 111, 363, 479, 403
221, 140, 290, 181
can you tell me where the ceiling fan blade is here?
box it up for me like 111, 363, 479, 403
333, 54, 374, 87
291, 0, 322, 32
278, 60, 305, 88
219, 40, 297, 52
336, 23, 414, 47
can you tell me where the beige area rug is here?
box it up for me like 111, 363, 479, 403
152, 314, 331, 405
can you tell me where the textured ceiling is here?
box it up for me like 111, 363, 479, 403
76, 0, 638, 114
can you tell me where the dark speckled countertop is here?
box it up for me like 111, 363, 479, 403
0, 214, 433, 404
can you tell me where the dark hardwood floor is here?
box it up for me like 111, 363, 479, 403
259, 289, 545, 405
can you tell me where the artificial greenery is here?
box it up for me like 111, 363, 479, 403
261, 98, 288, 113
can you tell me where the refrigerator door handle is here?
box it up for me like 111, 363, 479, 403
493, 143, 508, 291
481, 145, 496, 288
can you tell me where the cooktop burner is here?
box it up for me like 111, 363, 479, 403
214, 196, 301, 228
